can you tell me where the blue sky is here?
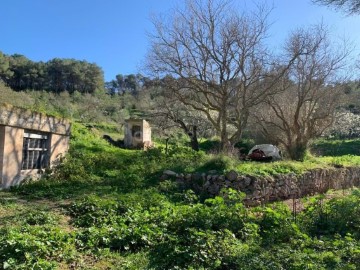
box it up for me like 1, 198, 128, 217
1, 0, 360, 82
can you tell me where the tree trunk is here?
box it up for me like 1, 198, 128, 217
189, 125, 199, 151
220, 108, 231, 152
288, 142, 308, 161
174, 118, 200, 152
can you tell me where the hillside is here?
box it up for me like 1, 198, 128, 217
0, 121, 360, 269
1, 66, 360, 268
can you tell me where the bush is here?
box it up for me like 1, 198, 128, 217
256, 203, 303, 246
299, 190, 360, 237
199, 155, 237, 173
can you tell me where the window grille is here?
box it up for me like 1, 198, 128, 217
22, 130, 49, 170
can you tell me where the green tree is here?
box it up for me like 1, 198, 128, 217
7, 54, 31, 90
105, 74, 148, 96
0, 51, 13, 81
46, 58, 104, 94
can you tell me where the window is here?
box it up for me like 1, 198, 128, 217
22, 130, 49, 170
132, 125, 141, 139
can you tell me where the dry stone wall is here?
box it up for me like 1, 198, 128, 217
162, 167, 360, 206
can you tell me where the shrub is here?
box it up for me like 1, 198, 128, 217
199, 154, 237, 173
256, 203, 303, 246
299, 190, 360, 237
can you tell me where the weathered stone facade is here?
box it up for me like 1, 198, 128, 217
162, 166, 360, 206
0, 103, 71, 188
0, 103, 70, 135
124, 119, 152, 149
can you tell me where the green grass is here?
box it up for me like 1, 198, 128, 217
311, 138, 360, 156
3, 124, 360, 269
11, 124, 360, 202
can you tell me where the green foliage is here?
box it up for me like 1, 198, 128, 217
199, 139, 221, 152
149, 228, 247, 270
256, 203, 303, 246
68, 195, 128, 227
21, 210, 59, 226
199, 154, 237, 173
235, 160, 320, 176
0, 226, 76, 269
73, 201, 171, 252
148, 192, 258, 269
299, 190, 360, 237
4, 105, 360, 268
312, 138, 360, 157
0, 53, 104, 93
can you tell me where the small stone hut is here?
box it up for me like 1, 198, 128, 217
124, 118, 152, 149
0, 103, 71, 188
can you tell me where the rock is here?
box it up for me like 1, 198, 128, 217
226, 170, 238, 181
208, 184, 220, 195
278, 180, 285, 186
192, 173, 203, 186
208, 170, 218, 174
192, 173, 202, 182
204, 180, 211, 189
241, 176, 252, 187
163, 170, 177, 177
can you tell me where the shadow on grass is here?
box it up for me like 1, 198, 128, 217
311, 139, 360, 157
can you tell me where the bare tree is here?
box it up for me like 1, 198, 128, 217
312, 0, 360, 15
255, 24, 350, 160
146, 0, 300, 151
139, 84, 212, 151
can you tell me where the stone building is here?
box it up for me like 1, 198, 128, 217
0, 103, 71, 188
124, 118, 152, 149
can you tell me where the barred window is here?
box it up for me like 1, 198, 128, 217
22, 130, 49, 170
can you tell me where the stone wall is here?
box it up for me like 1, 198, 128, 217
0, 103, 70, 135
124, 118, 152, 149
0, 104, 71, 188
162, 167, 360, 206
0, 126, 25, 187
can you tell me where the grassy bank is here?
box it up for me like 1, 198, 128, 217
1, 123, 360, 269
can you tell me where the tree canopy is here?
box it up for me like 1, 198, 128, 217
0, 52, 104, 93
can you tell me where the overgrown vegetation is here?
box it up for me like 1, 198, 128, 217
0, 121, 359, 269
1, 0, 360, 265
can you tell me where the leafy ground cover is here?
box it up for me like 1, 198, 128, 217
312, 138, 360, 157
2, 123, 360, 269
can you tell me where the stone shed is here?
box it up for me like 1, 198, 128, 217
0, 103, 71, 188
124, 118, 152, 149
